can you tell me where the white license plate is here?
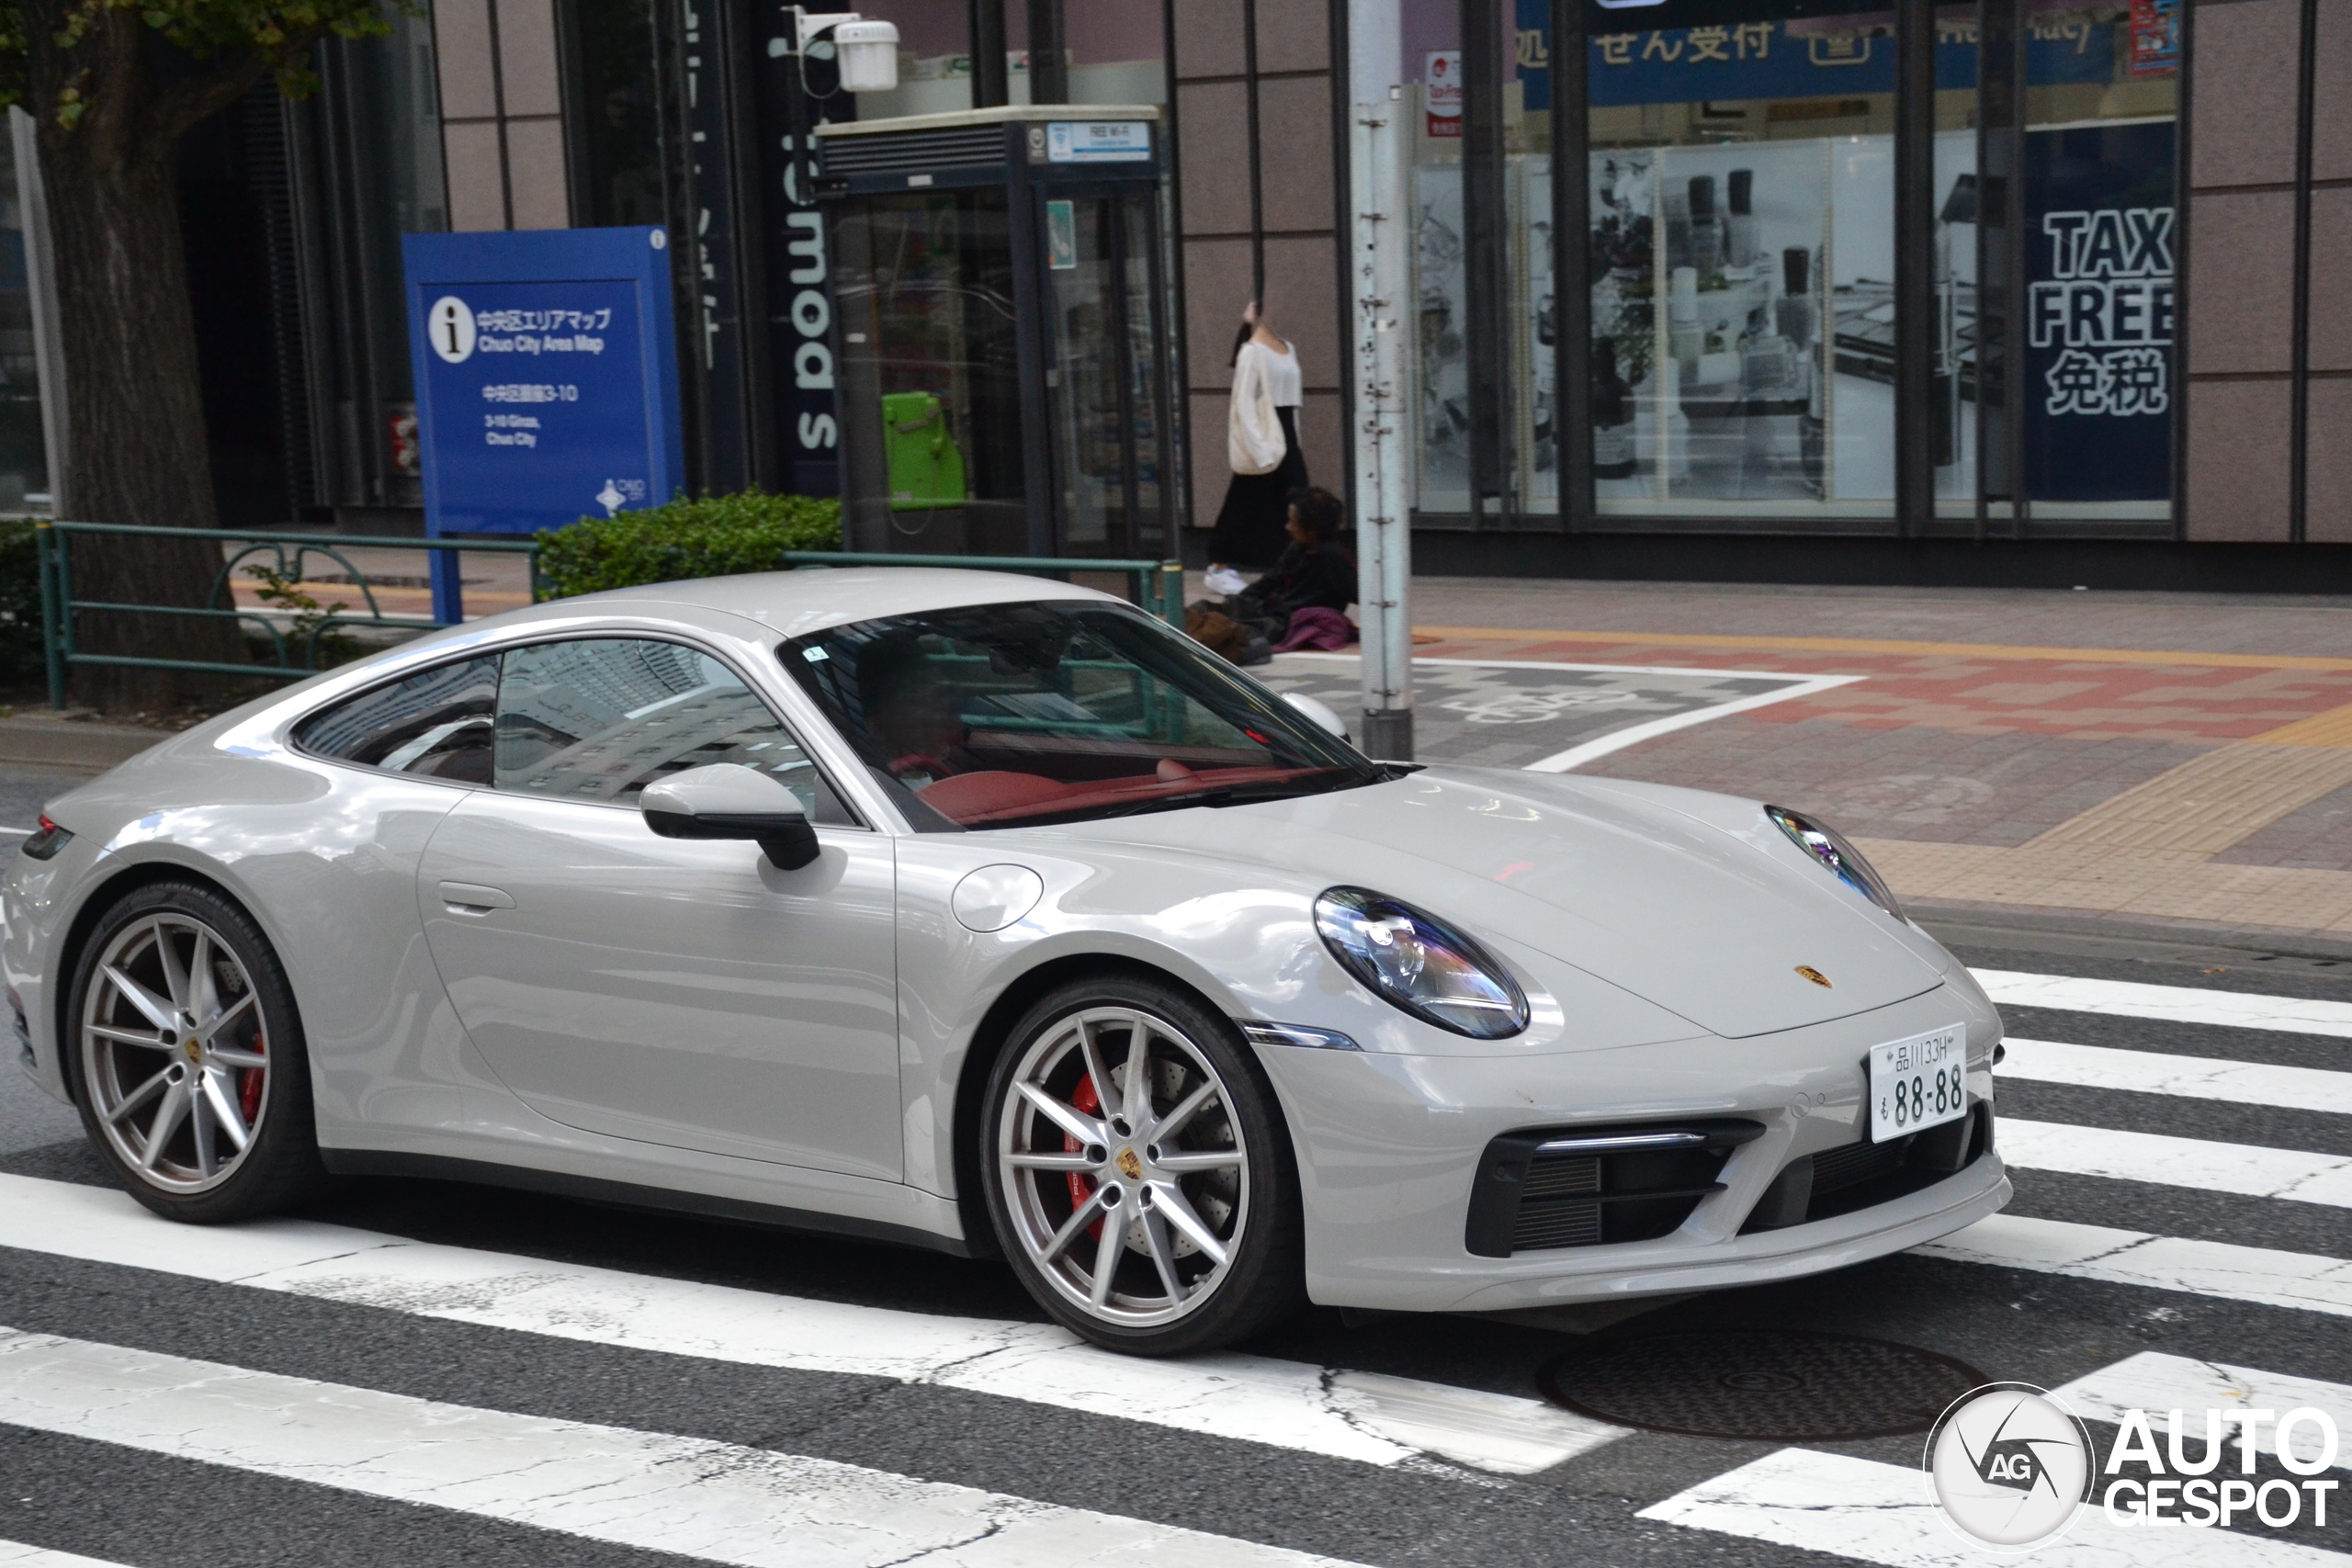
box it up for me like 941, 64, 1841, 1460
1869, 1024, 1969, 1143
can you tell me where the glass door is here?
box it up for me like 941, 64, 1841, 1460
1037, 186, 1170, 558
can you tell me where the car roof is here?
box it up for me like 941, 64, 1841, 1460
382, 567, 1127, 659
584, 567, 1117, 637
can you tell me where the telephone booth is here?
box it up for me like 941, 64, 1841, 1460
815, 106, 1175, 560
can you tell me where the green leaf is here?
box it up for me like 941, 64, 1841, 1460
534, 490, 844, 600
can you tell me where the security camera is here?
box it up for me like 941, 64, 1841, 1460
788, 8, 900, 93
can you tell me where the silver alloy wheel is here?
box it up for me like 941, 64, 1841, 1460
997, 1006, 1250, 1328
80, 913, 269, 1193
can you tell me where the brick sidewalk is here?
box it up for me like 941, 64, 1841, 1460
1406, 580, 2352, 946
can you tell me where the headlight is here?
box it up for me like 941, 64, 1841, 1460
1766, 806, 1903, 920
1313, 887, 1529, 1039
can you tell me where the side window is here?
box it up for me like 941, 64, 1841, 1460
293, 656, 499, 783
492, 637, 854, 823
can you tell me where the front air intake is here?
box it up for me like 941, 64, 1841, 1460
1465, 1121, 1765, 1257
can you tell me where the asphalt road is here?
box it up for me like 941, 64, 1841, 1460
3, 907, 2348, 1566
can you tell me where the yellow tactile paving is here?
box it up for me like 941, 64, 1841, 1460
1858, 839, 2352, 938
1416, 626, 2352, 673
2019, 743, 2352, 859
2250, 701, 2352, 748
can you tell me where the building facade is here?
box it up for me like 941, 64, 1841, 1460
15, 0, 2342, 579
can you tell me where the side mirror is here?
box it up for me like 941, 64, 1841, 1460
641, 762, 820, 871
1283, 691, 1354, 746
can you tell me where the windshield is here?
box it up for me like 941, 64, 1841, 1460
781, 601, 1382, 829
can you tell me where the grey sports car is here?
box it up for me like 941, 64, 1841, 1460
4, 570, 2007, 1354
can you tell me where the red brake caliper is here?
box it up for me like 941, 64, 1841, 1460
1064, 1075, 1103, 1240
238, 1032, 266, 1124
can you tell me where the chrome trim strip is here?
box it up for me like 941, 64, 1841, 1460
1239, 1021, 1363, 1052
1533, 1131, 1711, 1156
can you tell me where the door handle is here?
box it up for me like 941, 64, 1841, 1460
437, 881, 516, 914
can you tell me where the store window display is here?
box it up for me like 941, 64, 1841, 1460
1395, 0, 2177, 528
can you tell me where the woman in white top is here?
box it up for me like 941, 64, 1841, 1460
1207, 300, 1307, 570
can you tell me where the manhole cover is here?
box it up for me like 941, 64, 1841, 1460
1538, 1331, 1985, 1441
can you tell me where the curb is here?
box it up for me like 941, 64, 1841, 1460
0, 716, 171, 773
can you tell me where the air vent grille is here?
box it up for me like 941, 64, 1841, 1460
820, 127, 1006, 176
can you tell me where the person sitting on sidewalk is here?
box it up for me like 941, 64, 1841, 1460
1190, 487, 1354, 665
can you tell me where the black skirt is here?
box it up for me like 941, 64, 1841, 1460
1207, 405, 1307, 569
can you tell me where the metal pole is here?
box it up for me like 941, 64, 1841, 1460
1027, 0, 1068, 105
1550, 0, 1589, 534
968, 0, 1009, 108
1894, 0, 1937, 538
1461, 0, 1510, 527
1350, 0, 1411, 761
37, 522, 62, 709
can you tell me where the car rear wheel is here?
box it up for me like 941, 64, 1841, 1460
981, 974, 1304, 1355
67, 881, 321, 1223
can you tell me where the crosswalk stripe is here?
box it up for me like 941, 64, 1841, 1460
0, 1174, 1618, 1476
2051, 1352, 2352, 1472
1639, 1446, 2346, 1565
1973, 970, 2352, 1039
0, 1326, 1368, 1568
1996, 1037, 2352, 1115
0, 1544, 134, 1568
1997, 1119, 2352, 1207
1917, 1213, 2352, 1318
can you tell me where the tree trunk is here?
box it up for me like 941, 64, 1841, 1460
31, 8, 257, 710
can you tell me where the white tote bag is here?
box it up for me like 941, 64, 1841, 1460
1227, 343, 1285, 476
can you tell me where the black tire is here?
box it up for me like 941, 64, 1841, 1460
979, 971, 1305, 1356
64, 879, 322, 1223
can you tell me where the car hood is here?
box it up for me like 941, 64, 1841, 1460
1076, 767, 1944, 1040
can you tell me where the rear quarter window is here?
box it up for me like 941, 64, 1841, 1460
292, 656, 500, 783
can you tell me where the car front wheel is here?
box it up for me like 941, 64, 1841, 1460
67, 880, 321, 1222
981, 974, 1304, 1355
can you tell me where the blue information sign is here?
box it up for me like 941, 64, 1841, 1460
402, 227, 684, 620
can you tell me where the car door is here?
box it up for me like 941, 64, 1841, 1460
415, 634, 902, 1180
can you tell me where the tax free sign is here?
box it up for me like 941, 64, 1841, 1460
402, 227, 685, 540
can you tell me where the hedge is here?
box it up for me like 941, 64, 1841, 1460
535, 490, 842, 599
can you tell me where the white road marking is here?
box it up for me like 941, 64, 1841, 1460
0, 1326, 1371, 1568
1524, 672, 1868, 773
1997, 1118, 2352, 1207
1917, 1213, 2352, 1318
2052, 1352, 2352, 1472
0, 1544, 135, 1568
0, 1174, 1619, 1475
1641, 1446, 2345, 1565
1270, 653, 1868, 774
1974, 970, 2352, 1039
1996, 1037, 2352, 1115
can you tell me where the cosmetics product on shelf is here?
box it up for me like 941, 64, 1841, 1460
1725, 170, 1758, 269
1662, 183, 1691, 273
1687, 175, 1723, 275
1775, 247, 1816, 351
1591, 337, 1637, 479
1669, 265, 1702, 374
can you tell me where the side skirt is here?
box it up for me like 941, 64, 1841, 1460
317, 1148, 979, 1258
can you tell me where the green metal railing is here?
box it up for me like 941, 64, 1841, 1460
35, 522, 544, 708
35, 522, 1187, 709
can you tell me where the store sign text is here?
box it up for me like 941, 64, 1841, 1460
2029, 207, 2175, 417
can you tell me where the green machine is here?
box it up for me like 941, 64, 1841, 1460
881, 390, 967, 511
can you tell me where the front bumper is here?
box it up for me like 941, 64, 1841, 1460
1250, 983, 2010, 1313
